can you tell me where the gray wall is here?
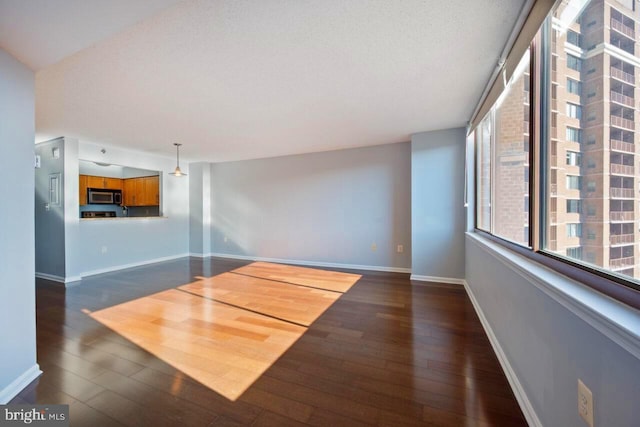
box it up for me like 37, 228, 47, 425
35, 138, 66, 278
411, 128, 466, 280
189, 162, 212, 256
0, 48, 39, 402
210, 142, 412, 270
466, 237, 640, 427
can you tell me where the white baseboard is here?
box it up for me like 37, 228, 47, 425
35, 272, 65, 283
0, 364, 42, 404
410, 274, 464, 285
463, 280, 542, 427
76, 253, 191, 281
206, 252, 412, 274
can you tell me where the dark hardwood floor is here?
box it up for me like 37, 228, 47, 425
12, 257, 528, 426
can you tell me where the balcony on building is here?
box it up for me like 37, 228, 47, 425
610, 128, 635, 153
611, 9, 635, 39
610, 152, 635, 175
610, 233, 634, 245
610, 256, 635, 269
610, 31, 635, 55
610, 105, 635, 130
610, 221, 635, 245
610, 58, 635, 85
610, 241, 635, 270
610, 175, 635, 199
610, 81, 635, 108
610, 198, 635, 221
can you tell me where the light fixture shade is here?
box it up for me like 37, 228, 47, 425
170, 166, 186, 176
169, 143, 187, 176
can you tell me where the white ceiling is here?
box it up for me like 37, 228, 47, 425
0, 0, 181, 70
3, 0, 525, 163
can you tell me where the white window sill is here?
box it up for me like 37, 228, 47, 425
466, 232, 640, 360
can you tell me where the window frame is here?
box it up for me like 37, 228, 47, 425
472, 14, 640, 310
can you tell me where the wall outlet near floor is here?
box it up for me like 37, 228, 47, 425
397, 244, 404, 253
224, 236, 228, 243
371, 243, 377, 252
578, 379, 594, 427
101, 246, 108, 254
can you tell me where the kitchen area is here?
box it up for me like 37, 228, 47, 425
35, 137, 189, 284
79, 160, 161, 218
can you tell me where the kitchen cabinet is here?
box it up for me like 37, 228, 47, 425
123, 176, 159, 206
85, 175, 122, 190
79, 175, 88, 205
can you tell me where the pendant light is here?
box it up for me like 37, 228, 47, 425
169, 143, 187, 176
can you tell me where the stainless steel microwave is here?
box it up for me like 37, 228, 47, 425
87, 188, 122, 205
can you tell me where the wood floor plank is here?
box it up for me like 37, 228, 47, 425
13, 257, 526, 426
231, 261, 362, 292
89, 288, 306, 401
179, 272, 340, 326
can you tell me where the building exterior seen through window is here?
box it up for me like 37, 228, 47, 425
548, 0, 640, 279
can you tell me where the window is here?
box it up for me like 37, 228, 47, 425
566, 175, 582, 189
566, 103, 582, 119
474, 50, 531, 245
473, 0, 640, 308
566, 151, 582, 166
567, 223, 582, 237
567, 54, 582, 71
567, 199, 582, 213
567, 78, 581, 95
566, 127, 582, 143
567, 30, 581, 47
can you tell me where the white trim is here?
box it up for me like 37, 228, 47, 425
207, 252, 412, 274
0, 364, 42, 404
466, 232, 640, 360
410, 274, 464, 285
35, 272, 65, 283
584, 42, 640, 68
463, 280, 543, 427
78, 253, 190, 280
189, 252, 208, 258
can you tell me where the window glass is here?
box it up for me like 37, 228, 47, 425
492, 51, 531, 245
567, 54, 582, 71
566, 151, 582, 166
567, 199, 582, 213
566, 103, 582, 119
567, 78, 582, 94
476, 116, 492, 232
545, 0, 639, 280
475, 51, 531, 245
566, 126, 582, 142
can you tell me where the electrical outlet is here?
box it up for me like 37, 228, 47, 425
578, 379, 594, 427
371, 243, 377, 252
397, 244, 404, 253
224, 236, 228, 243
101, 246, 108, 254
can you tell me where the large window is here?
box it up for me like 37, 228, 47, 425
472, 0, 640, 304
475, 50, 531, 245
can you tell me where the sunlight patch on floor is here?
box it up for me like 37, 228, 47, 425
88, 262, 361, 401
